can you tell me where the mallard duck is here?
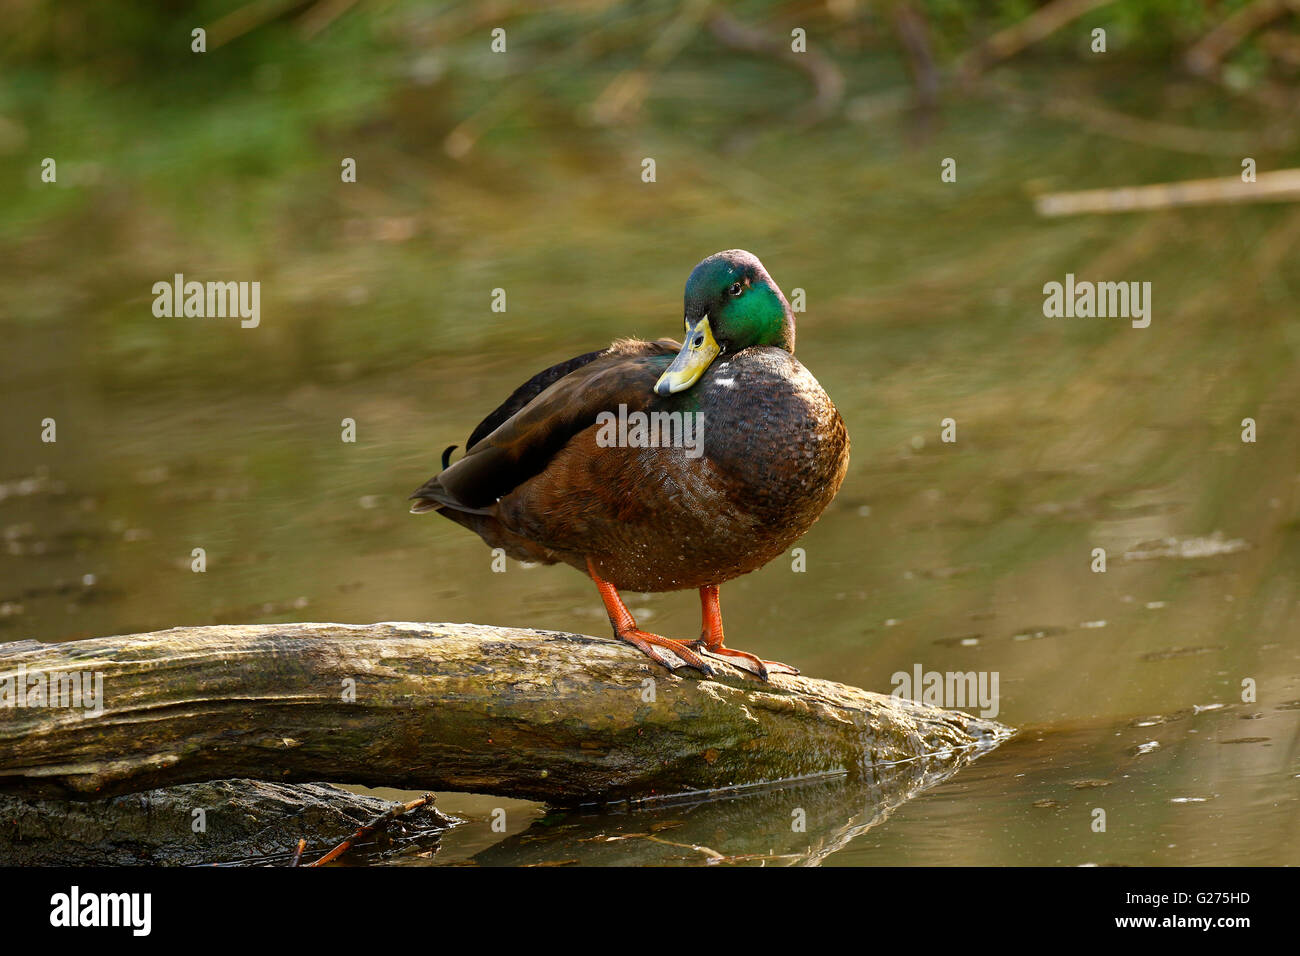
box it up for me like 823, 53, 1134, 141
410, 250, 849, 680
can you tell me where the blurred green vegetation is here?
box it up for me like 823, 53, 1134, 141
2, 0, 1297, 387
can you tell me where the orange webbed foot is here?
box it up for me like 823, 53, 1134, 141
687, 642, 799, 681
693, 583, 799, 681
589, 559, 715, 678
617, 628, 716, 678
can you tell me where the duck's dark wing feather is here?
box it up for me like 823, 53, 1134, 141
410, 339, 678, 512
465, 347, 608, 450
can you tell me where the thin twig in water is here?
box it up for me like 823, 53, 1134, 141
893, 3, 940, 112
961, 0, 1116, 78
206, 0, 303, 50
643, 834, 727, 862
1036, 169, 1300, 217
595, 829, 800, 865
985, 78, 1292, 155
297, 0, 360, 39
1184, 0, 1297, 77
290, 838, 306, 868
307, 793, 435, 867
590, 0, 716, 125
707, 9, 845, 131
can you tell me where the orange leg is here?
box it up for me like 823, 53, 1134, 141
588, 559, 714, 677
688, 584, 799, 681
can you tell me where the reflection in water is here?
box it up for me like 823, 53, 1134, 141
468, 747, 998, 867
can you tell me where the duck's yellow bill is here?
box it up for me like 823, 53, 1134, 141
655, 317, 720, 396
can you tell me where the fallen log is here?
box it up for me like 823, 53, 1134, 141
0, 622, 1011, 805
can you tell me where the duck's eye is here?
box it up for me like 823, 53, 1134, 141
727, 282, 743, 296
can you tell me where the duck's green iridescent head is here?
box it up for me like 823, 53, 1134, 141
655, 250, 795, 396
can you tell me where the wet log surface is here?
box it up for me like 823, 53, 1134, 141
0, 622, 1012, 863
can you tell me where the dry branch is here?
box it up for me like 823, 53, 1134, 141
1036, 168, 1300, 216
707, 11, 846, 127
1184, 0, 1298, 77
962, 0, 1116, 77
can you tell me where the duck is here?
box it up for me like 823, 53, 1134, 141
410, 249, 849, 680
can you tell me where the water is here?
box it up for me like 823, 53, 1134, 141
1, 53, 1297, 864
414, 704, 1300, 866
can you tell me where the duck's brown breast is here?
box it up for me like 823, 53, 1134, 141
496, 347, 850, 592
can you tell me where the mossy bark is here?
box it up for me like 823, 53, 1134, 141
0, 622, 1012, 804
0, 780, 458, 866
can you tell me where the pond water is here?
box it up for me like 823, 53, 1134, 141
1, 60, 1296, 865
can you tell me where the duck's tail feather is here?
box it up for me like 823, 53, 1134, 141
408, 466, 496, 516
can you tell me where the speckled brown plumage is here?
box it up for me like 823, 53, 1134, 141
413, 341, 847, 591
